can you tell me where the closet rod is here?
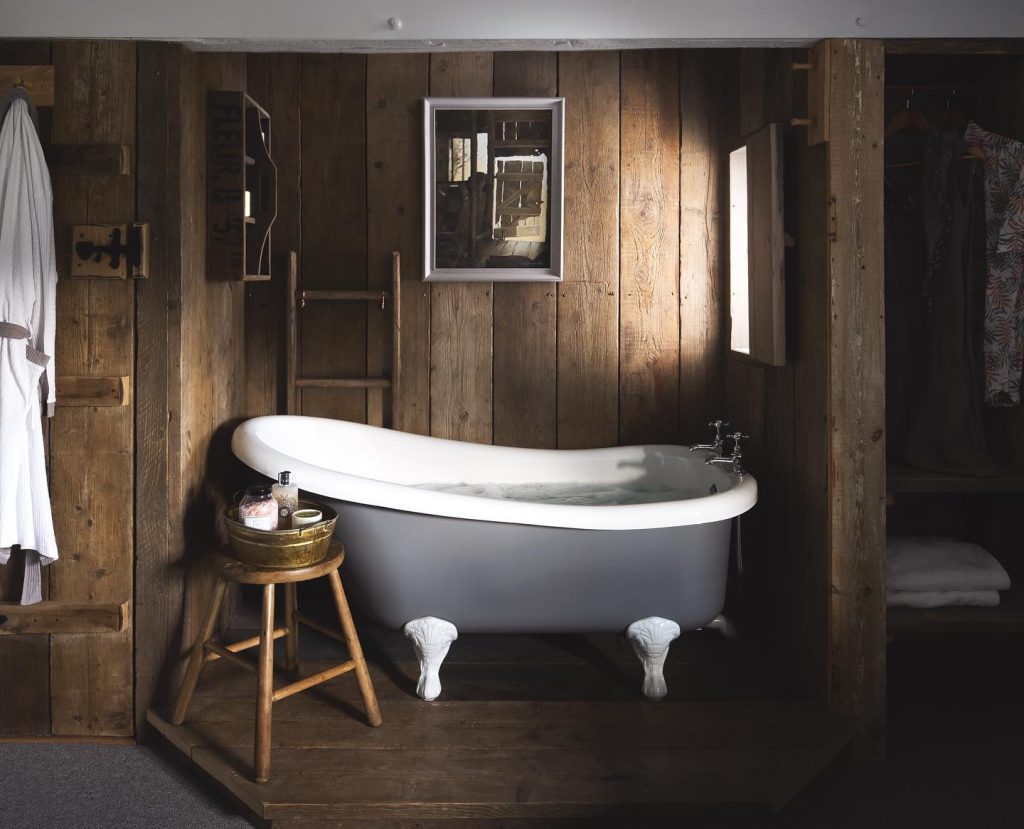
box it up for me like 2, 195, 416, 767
884, 154, 978, 168
885, 83, 977, 91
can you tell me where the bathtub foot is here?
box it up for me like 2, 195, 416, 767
704, 614, 738, 641
403, 616, 458, 701
626, 616, 681, 701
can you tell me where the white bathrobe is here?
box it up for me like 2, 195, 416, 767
0, 91, 58, 605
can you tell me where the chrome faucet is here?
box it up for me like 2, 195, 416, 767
690, 420, 729, 455
706, 432, 749, 477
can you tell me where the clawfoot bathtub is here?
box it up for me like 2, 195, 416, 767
232, 416, 757, 701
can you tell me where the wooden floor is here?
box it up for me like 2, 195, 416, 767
148, 625, 852, 827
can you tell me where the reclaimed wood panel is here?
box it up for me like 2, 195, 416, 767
556, 52, 620, 450
619, 50, 681, 446
0, 601, 128, 635
0, 39, 52, 738
745, 122, 785, 367
679, 50, 729, 441
366, 55, 427, 432
48, 39, 136, 737
246, 54, 301, 418
492, 52, 558, 449
299, 55, 368, 423
826, 39, 886, 751
134, 41, 185, 737
428, 53, 494, 444
177, 50, 248, 695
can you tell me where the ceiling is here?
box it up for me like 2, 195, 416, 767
3, 0, 1023, 51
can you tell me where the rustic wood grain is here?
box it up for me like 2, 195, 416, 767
0, 601, 128, 635
0, 38, 52, 738
176, 51, 249, 720
45, 143, 130, 176
48, 39, 136, 737
619, 50, 681, 446
556, 52, 620, 450
428, 53, 494, 444
491, 52, 558, 449
745, 123, 785, 367
245, 53, 301, 418
134, 41, 186, 737
298, 55, 368, 423
679, 50, 729, 441
55, 375, 130, 407
826, 39, 886, 752
0, 64, 54, 105
367, 55, 429, 433
148, 658, 853, 824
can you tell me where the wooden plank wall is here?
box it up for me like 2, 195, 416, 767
0, 40, 137, 738
133, 46, 250, 734
245, 49, 734, 454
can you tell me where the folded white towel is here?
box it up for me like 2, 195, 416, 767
887, 590, 1001, 608
887, 536, 1011, 593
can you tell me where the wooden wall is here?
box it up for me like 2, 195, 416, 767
0, 40, 136, 737
135, 45, 249, 734
245, 49, 736, 452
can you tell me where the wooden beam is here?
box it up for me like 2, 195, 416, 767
46, 143, 130, 175
0, 601, 129, 635
825, 38, 886, 755
56, 375, 130, 407
0, 64, 54, 105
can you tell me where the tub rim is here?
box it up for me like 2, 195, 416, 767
231, 415, 757, 531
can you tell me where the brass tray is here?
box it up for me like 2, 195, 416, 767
224, 499, 337, 569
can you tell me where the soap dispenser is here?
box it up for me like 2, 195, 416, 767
272, 471, 299, 528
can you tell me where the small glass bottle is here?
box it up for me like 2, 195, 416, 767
272, 471, 299, 529
238, 484, 279, 531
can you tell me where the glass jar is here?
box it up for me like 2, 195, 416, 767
238, 484, 279, 531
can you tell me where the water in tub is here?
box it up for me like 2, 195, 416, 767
413, 480, 702, 506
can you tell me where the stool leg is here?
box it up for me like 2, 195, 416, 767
171, 579, 227, 726
328, 569, 382, 727
255, 583, 275, 783
284, 582, 299, 678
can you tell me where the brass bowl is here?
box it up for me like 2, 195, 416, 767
224, 500, 337, 569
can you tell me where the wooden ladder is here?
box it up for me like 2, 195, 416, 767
286, 250, 401, 426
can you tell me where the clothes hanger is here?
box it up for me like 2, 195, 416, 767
885, 89, 931, 137
934, 89, 967, 131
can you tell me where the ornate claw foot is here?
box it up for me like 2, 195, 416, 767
403, 616, 458, 701
626, 616, 681, 701
704, 614, 738, 641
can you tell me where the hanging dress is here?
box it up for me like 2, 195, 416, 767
0, 90, 58, 605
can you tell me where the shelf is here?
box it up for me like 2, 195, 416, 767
888, 552, 1024, 635
295, 377, 391, 389
887, 462, 1024, 494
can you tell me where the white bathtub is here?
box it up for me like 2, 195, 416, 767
232, 416, 757, 700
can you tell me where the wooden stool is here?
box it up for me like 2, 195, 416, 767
171, 541, 382, 783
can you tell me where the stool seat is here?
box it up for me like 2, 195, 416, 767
171, 538, 381, 783
218, 541, 345, 584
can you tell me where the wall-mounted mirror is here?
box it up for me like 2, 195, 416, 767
423, 97, 564, 282
729, 122, 785, 366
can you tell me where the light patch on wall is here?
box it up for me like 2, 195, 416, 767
729, 145, 750, 355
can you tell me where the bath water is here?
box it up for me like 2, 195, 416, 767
413, 480, 698, 506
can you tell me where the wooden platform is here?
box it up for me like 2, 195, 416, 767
148, 628, 852, 827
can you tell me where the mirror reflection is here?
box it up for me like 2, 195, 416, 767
433, 108, 553, 270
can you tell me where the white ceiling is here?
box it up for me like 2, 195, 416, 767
2, 0, 1023, 50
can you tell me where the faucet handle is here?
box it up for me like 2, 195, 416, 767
727, 432, 749, 455
708, 420, 729, 439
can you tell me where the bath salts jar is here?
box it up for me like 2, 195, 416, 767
238, 484, 279, 531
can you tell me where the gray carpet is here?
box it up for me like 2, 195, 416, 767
0, 743, 254, 829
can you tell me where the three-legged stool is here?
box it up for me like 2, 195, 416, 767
171, 540, 382, 782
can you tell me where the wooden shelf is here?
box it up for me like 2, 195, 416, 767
887, 462, 1024, 494
888, 552, 1024, 635
302, 289, 390, 303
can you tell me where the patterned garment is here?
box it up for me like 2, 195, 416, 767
965, 122, 1024, 406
